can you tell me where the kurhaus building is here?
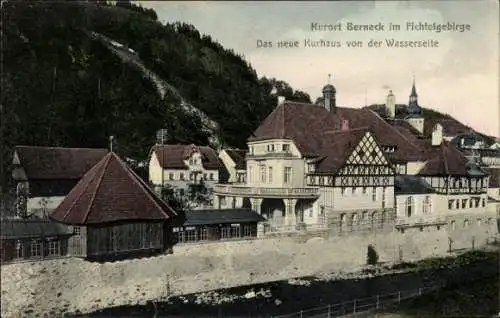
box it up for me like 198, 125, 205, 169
214, 79, 497, 242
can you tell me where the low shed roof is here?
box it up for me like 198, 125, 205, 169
1, 217, 74, 240
183, 208, 265, 226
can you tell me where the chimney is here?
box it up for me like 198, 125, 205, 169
386, 90, 396, 118
432, 123, 443, 146
341, 119, 350, 131
277, 96, 286, 106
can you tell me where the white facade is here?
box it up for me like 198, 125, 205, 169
149, 151, 220, 195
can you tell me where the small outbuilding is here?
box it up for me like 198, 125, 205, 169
50, 152, 182, 261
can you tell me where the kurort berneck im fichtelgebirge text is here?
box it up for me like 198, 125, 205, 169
310, 21, 471, 33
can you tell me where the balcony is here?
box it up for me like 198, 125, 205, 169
395, 216, 447, 228
213, 184, 320, 199
246, 151, 297, 160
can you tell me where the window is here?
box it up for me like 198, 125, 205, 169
450, 220, 456, 231
169, 173, 174, 180
282, 144, 290, 152
284, 167, 292, 184
220, 196, 226, 206
319, 206, 325, 216
260, 165, 266, 182
209, 173, 214, 180
268, 144, 275, 152
477, 218, 482, 227
362, 211, 368, 224
405, 196, 414, 217
461, 199, 467, 209
353, 187, 358, 195
372, 187, 377, 201
469, 199, 473, 208
455, 200, 459, 209
464, 219, 469, 228
448, 199, 454, 209
308, 164, 316, 173
48, 240, 60, 256
382, 187, 386, 208
203, 173, 207, 180
180, 173, 185, 180
341, 188, 346, 196
482, 198, 486, 207
30, 240, 41, 257
15, 240, 23, 259
189, 158, 194, 165
73, 226, 81, 235
362, 187, 367, 194
189, 173, 194, 181
351, 213, 358, 227
423, 196, 432, 214
268, 167, 273, 183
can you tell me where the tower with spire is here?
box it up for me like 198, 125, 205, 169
405, 76, 425, 134
407, 76, 422, 115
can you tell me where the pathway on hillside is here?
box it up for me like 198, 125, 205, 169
87, 31, 221, 148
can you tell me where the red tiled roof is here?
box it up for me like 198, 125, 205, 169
50, 152, 178, 225
13, 146, 108, 180
151, 144, 222, 170
418, 141, 475, 176
224, 149, 247, 170
250, 102, 427, 162
315, 128, 370, 174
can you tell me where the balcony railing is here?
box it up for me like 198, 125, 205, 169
213, 184, 319, 198
395, 215, 447, 227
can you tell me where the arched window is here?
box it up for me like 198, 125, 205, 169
464, 219, 469, 228
451, 220, 456, 231
405, 196, 414, 217
423, 196, 432, 214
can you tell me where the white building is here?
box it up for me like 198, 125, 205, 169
218, 149, 247, 184
148, 144, 222, 199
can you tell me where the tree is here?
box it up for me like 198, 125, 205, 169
367, 244, 379, 265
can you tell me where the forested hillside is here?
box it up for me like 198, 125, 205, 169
0, 0, 311, 188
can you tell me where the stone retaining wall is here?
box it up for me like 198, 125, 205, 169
0, 225, 494, 317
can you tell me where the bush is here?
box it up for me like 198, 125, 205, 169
367, 244, 379, 265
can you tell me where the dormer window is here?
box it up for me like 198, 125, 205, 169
308, 163, 316, 173
282, 144, 290, 152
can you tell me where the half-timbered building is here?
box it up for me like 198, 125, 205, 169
11, 146, 108, 218
213, 78, 498, 239
50, 152, 181, 261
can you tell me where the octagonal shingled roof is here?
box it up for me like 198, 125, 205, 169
50, 152, 179, 225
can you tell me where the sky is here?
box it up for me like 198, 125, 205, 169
140, 1, 499, 137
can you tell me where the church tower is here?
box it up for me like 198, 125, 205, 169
405, 76, 425, 134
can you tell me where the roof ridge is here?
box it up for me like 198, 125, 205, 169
367, 110, 422, 150
114, 152, 176, 218
82, 153, 113, 223
58, 155, 106, 223
15, 145, 108, 151
322, 126, 370, 135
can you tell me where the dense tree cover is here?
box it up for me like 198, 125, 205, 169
0, 1, 311, 189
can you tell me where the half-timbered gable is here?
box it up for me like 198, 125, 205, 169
11, 146, 108, 217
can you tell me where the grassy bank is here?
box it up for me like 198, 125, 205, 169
375, 250, 499, 318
